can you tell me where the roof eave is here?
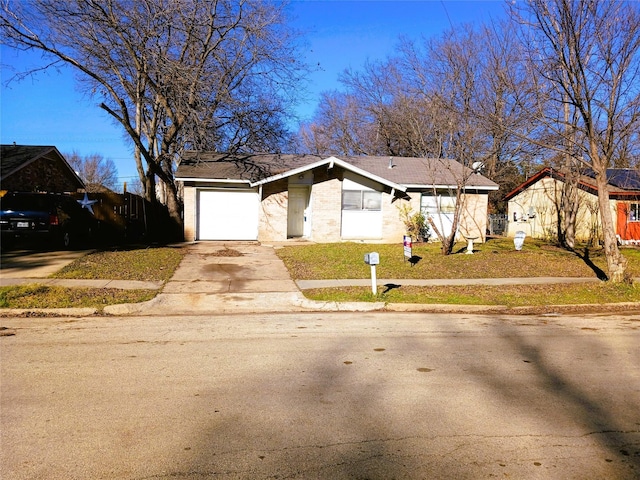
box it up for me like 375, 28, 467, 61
404, 183, 499, 191
175, 177, 251, 184
250, 155, 407, 192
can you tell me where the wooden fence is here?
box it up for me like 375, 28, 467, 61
70, 191, 177, 244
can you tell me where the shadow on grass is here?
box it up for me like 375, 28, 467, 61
382, 283, 402, 294
407, 255, 422, 266
575, 247, 608, 281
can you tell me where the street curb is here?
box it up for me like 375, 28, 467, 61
294, 297, 387, 312
384, 303, 510, 313
0, 307, 98, 317
2, 300, 640, 317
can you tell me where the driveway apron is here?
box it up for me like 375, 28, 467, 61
135, 242, 309, 315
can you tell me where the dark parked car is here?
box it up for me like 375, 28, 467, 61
0, 192, 97, 249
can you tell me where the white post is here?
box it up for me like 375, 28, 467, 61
466, 237, 475, 254
370, 265, 377, 295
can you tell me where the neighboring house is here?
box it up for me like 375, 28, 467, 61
1, 144, 85, 193
504, 167, 640, 244
175, 153, 498, 243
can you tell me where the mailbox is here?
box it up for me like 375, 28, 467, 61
364, 252, 380, 265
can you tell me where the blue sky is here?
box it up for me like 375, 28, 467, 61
0, 1, 507, 189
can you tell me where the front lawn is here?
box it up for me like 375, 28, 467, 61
0, 246, 185, 311
0, 284, 156, 310
277, 238, 640, 307
276, 238, 640, 280
52, 246, 185, 282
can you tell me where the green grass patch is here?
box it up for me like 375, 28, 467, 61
1, 246, 185, 310
277, 238, 640, 280
304, 282, 640, 307
52, 246, 185, 282
0, 284, 156, 310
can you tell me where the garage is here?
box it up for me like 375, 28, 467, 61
197, 189, 260, 240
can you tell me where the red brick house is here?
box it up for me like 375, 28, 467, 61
1, 145, 84, 193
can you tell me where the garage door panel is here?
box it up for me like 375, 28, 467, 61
198, 189, 259, 240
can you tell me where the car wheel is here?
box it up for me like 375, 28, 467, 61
62, 230, 72, 249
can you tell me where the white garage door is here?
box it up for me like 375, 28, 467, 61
198, 189, 259, 240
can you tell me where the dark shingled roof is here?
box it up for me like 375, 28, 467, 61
505, 166, 640, 201
1, 145, 59, 179
175, 152, 499, 190
583, 169, 640, 190
176, 152, 323, 182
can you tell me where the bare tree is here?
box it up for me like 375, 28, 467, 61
475, 20, 541, 213
394, 26, 535, 254
1, 0, 306, 233
65, 152, 119, 192
511, 0, 640, 282
297, 20, 533, 254
298, 91, 372, 156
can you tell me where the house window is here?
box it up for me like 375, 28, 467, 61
420, 194, 456, 216
342, 190, 381, 211
629, 203, 640, 222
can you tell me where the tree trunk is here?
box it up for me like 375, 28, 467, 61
559, 170, 578, 249
594, 168, 628, 282
559, 98, 578, 250
164, 182, 183, 239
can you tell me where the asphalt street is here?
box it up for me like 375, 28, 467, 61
1, 311, 639, 479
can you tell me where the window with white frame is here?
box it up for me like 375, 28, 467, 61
420, 193, 456, 216
342, 190, 382, 211
629, 203, 640, 222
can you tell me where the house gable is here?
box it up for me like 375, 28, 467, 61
506, 166, 640, 242
1, 145, 84, 193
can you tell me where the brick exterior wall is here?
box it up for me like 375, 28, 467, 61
258, 180, 288, 241
3, 155, 82, 193
183, 185, 196, 242
309, 171, 343, 242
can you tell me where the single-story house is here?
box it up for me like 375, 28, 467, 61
0, 144, 85, 193
175, 153, 499, 243
504, 167, 640, 244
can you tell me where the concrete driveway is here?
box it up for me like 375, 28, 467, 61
107, 242, 317, 316
0, 248, 93, 280
164, 242, 299, 294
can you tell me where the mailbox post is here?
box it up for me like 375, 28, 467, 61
364, 252, 380, 295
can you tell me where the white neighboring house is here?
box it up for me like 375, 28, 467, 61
505, 167, 640, 244
175, 153, 499, 243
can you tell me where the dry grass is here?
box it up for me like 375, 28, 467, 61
52, 246, 185, 282
277, 238, 640, 280
1, 246, 184, 310
278, 238, 640, 306
304, 282, 640, 307
0, 284, 156, 310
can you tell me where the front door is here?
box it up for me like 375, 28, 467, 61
287, 186, 309, 238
